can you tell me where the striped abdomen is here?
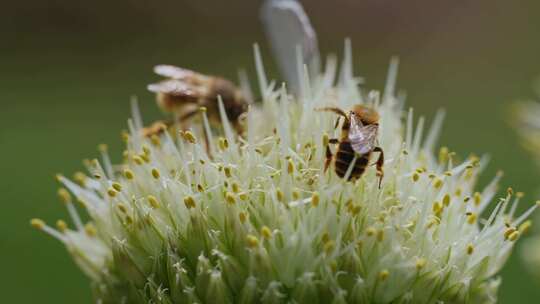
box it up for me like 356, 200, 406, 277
334, 140, 370, 181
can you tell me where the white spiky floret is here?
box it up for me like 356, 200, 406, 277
33, 43, 537, 304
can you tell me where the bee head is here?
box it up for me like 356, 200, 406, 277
351, 104, 379, 125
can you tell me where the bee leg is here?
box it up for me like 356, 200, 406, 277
324, 139, 339, 172
373, 147, 384, 188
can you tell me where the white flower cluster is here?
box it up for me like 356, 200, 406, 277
33, 45, 537, 304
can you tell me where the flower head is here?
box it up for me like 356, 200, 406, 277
32, 43, 537, 303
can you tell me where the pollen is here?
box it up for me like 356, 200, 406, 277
246, 235, 259, 248
276, 189, 284, 202
112, 182, 122, 192
117, 203, 128, 213
182, 130, 196, 144
57, 188, 71, 204
147, 195, 160, 209
151, 168, 160, 179
287, 159, 295, 174
473, 192, 482, 206
218, 137, 229, 150
261, 226, 272, 239
442, 194, 451, 206
323, 240, 335, 255
519, 220, 532, 235
107, 187, 117, 197
123, 169, 134, 180
224, 166, 232, 178
311, 192, 320, 207
98, 143, 108, 153
466, 212, 477, 225
150, 134, 161, 147
412, 172, 420, 182
415, 258, 426, 270
73, 172, 87, 186
433, 178, 443, 189
184, 196, 196, 209
56, 220, 67, 232
366, 227, 376, 237
133, 155, 144, 165
225, 192, 236, 205
508, 231, 520, 242
30, 218, 45, 230
467, 244, 474, 255
232, 182, 240, 193
379, 270, 389, 281
85, 223, 97, 237
239, 212, 247, 223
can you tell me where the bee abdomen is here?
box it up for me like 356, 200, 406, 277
335, 141, 370, 180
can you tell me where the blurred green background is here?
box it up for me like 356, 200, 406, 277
2, 0, 540, 303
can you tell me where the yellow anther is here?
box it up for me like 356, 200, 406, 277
261, 226, 272, 239
224, 166, 232, 178
412, 172, 420, 182
276, 189, 284, 202
402, 149, 409, 155
107, 187, 117, 198
56, 220, 67, 232
443, 171, 452, 177
232, 183, 240, 193
324, 240, 335, 254
507, 187, 514, 196
292, 190, 300, 200
287, 159, 295, 174
197, 184, 205, 192
112, 182, 122, 192
184, 196, 196, 209
98, 143, 108, 153
536, 200, 540, 207
433, 178, 443, 189
246, 234, 259, 248
93, 173, 102, 179
311, 192, 320, 207
73, 172, 87, 186
376, 229, 384, 242
467, 213, 477, 225
516, 192, 524, 198
142, 145, 151, 157
30, 218, 45, 230
504, 227, 517, 240
199, 106, 207, 113
432, 202, 443, 214
473, 192, 482, 206
239, 212, 247, 223
428, 173, 436, 179
182, 130, 196, 143
57, 188, 71, 204
508, 231, 520, 242
322, 133, 329, 147
519, 220, 532, 235
151, 168, 160, 179
147, 195, 160, 209
439, 146, 449, 164
84, 223, 97, 237
239, 192, 248, 201
133, 155, 144, 165
464, 196, 471, 203
455, 188, 462, 196
123, 169, 134, 180
366, 227, 376, 237
415, 258, 426, 270
140, 153, 150, 163
322, 233, 330, 244
379, 270, 389, 281
466, 244, 474, 255
443, 194, 451, 206
125, 215, 134, 225
150, 134, 161, 147
117, 203, 128, 213
121, 130, 130, 143
225, 192, 236, 205
218, 137, 229, 150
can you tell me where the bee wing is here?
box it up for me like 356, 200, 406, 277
261, 0, 320, 93
147, 79, 208, 97
153, 65, 200, 80
349, 118, 379, 155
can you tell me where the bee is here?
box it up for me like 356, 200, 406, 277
319, 105, 384, 187
147, 64, 249, 134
